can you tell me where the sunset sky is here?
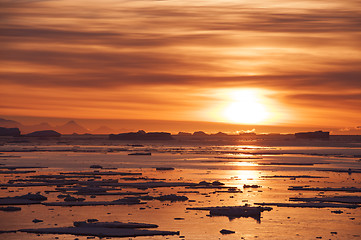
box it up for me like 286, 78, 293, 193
1, 0, 361, 133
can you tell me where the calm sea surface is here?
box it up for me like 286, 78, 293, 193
0, 138, 360, 239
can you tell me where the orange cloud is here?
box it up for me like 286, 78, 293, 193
1, 0, 360, 129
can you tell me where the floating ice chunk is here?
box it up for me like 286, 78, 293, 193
0, 206, 21, 211
220, 229, 235, 234
289, 196, 361, 204
0, 193, 47, 205
19, 227, 179, 237
255, 202, 359, 208
43, 198, 143, 206
32, 219, 43, 223
288, 186, 361, 192
187, 205, 272, 222
73, 221, 158, 228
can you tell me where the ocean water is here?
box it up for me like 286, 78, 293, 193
0, 137, 360, 239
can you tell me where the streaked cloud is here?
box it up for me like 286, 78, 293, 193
1, 0, 360, 128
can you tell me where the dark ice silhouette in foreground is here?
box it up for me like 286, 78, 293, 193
0, 170, 36, 174
0, 206, 21, 212
261, 175, 327, 179
220, 229, 235, 234
139, 194, 188, 202
156, 167, 174, 171
19, 220, 179, 238
255, 202, 359, 208
73, 221, 158, 228
288, 186, 361, 192
0, 193, 47, 205
43, 197, 143, 206
289, 196, 361, 204
128, 152, 151, 156
187, 205, 272, 222
60, 171, 142, 176
318, 168, 361, 174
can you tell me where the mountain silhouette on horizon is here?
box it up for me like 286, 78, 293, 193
55, 120, 89, 134
2, 117, 361, 135
0, 118, 92, 134
91, 125, 114, 134
0, 118, 56, 134
0, 118, 22, 128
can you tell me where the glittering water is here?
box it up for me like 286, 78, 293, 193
0, 138, 360, 239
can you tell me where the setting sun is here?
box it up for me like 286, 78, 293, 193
1, 0, 361, 133
223, 90, 270, 124
214, 89, 271, 124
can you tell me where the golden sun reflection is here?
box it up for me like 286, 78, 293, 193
233, 170, 260, 181
232, 161, 258, 167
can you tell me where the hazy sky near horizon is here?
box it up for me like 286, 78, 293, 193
1, 0, 361, 130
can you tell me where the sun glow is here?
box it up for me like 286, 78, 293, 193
204, 88, 289, 126
223, 89, 270, 124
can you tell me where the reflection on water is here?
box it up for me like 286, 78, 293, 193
232, 170, 260, 181
232, 162, 259, 167
0, 139, 360, 239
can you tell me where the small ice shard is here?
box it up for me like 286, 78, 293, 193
155, 167, 174, 171
255, 202, 359, 208
128, 152, 151, 156
220, 229, 235, 234
156, 194, 188, 202
0, 170, 36, 174
191, 181, 229, 189
89, 165, 103, 169
261, 175, 326, 179
64, 195, 85, 202
0, 230, 17, 234
243, 184, 261, 188
87, 219, 99, 223
331, 210, 343, 214
73, 221, 158, 228
18, 193, 47, 201
32, 219, 43, 223
43, 197, 142, 206
198, 181, 210, 186
0, 206, 21, 212
288, 186, 361, 192
212, 181, 225, 186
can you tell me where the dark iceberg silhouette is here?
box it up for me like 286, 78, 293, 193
109, 130, 173, 140
0, 127, 20, 136
25, 130, 61, 137
295, 130, 329, 139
